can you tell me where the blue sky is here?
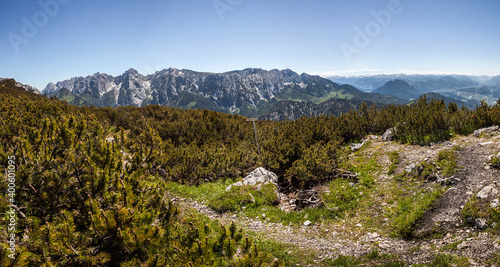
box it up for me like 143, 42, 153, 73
1, 0, 500, 90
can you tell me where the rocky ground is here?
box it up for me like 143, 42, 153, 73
169, 127, 500, 266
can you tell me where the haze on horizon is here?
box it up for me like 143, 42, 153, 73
1, 0, 499, 89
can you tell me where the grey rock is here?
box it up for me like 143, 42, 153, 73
405, 163, 417, 173
457, 242, 470, 250
475, 218, 488, 230
437, 177, 459, 186
382, 128, 396, 141
242, 167, 278, 186
477, 185, 498, 199
226, 168, 278, 191
473, 125, 499, 137
351, 135, 374, 151
491, 199, 499, 209
479, 141, 495, 147
350, 143, 364, 151
303, 220, 312, 226
378, 242, 392, 249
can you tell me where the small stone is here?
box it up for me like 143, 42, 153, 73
351, 143, 363, 151
457, 242, 470, 249
303, 220, 312, 226
477, 185, 498, 199
262, 214, 266, 219
382, 128, 395, 141
356, 223, 362, 227
369, 232, 379, 239
475, 218, 488, 230
491, 199, 500, 209
405, 163, 417, 173
378, 242, 391, 249
420, 244, 432, 251
479, 141, 495, 147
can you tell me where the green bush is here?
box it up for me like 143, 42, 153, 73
285, 140, 340, 189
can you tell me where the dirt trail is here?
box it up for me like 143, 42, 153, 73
415, 137, 500, 237
171, 130, 500, 266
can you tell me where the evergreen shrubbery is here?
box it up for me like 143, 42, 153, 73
1, 80, 499, 265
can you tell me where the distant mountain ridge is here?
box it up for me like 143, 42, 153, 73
327, 74, 483, 91
327, 73, 500, 106
44, 68, 406, 119
372, 80, 421, 101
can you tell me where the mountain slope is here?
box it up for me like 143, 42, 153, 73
0, 78, 40, 94
0, 79, 43, 99
372, 80, 422, 100
413, 92, 479, 109
258, 98, 380, 121
44, 68, 407, 118
327, 74, 480, 92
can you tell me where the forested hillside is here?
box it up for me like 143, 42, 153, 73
1, 79, 499, 265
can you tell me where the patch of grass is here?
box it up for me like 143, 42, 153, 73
460, 195, 481, 226
166, 178, 235, 202
374, 260, 406, 267
322, 179, 363, 215
490, 153, 500, 169
461, 193, 500, 233
388, 151, 400, 175
487, 252, 500, 266
425, 253, 468, 267
408, 245, 420, 254
428, 253, 454, 267
245, 204, 340, 226
439, 240, 463, 252
436, 149, 458, 177
366, 247, 379, 260
394, 148, 458, 182
389, 186, 445, 238
460, 194, 498, 228
208, 183, 279, 213
323, 255, 360, 267
323, 250, 405, 267
254, 237, 318, 266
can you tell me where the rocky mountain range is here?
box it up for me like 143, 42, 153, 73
43, 68, 406, 119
